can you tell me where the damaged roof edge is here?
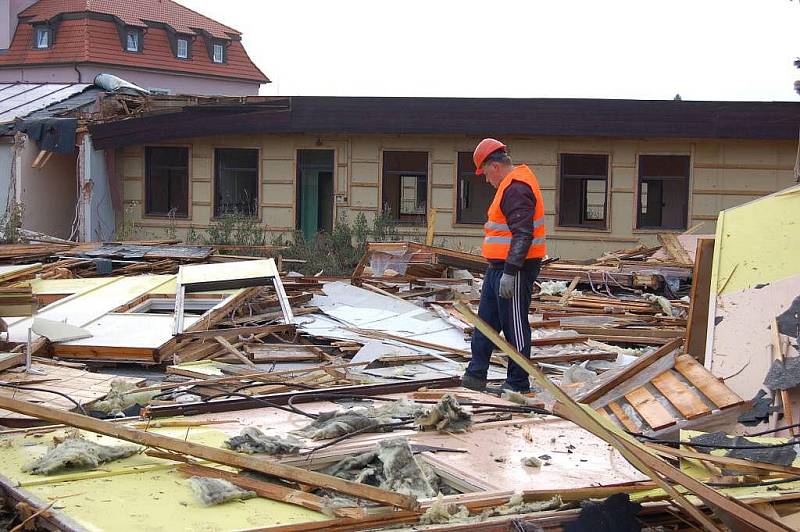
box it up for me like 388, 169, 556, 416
87, 96, 800, 149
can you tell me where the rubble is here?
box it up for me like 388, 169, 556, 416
0, 229, 798, 531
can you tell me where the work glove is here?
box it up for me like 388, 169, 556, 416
498, 273, 515, 299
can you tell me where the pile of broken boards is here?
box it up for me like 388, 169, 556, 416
0, 238, 797, 529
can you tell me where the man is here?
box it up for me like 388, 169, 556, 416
461, 138, 546, 394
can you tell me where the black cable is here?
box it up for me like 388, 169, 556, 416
300, 419, 414, 455
749, 422, 800, 437
0, 383, 88, 416
634, 432, 800, 450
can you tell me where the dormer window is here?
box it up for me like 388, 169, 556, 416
126, 30, 140, 52
212, 43, 224, 63
176, 38, 188, 59
34, 26, 50, 49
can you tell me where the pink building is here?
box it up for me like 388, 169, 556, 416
0, 0, 268, 96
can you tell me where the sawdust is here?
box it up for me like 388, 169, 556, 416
187, 476, 256, 506
24, 435, 141, 475
414, 394, 472, 433
91, 379, 158, 416
225, 427, 303, 455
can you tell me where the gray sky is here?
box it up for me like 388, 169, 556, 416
182, 0, 799, 101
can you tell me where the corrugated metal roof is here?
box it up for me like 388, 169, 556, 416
0, 83, 92, 124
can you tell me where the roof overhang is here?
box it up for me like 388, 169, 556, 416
88, 96, 800, 150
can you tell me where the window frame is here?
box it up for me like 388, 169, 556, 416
556, 153, 611, 230
143, 145, 191, 219
33, 26, 51, 49
634, 153, 692, 231
212, 147, 261, 219
212, 42, 225, 63
125, 28, 142, 53
455, 151, 495, 225
380, 150, 429, 225
176, 37, 189, 59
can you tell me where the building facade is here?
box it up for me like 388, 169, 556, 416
88, 96, 800, 259
0, 0, 267, 95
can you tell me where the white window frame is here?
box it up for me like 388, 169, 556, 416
126, 30, 139, 52
212, 43, 224, 63
35, 27, 49, 49
176, 38, 188, 59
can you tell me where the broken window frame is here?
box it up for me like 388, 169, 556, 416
557, 153, 610, 229
144, 146, 190, 218
456, 151, 495, 225
381, 151, 428, 224
213, 147, 260, 218
635, 154, 691, 230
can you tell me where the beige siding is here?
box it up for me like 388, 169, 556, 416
120, 134, 798, 259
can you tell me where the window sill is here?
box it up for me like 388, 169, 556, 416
554, 224, 610, 233
631, 228, 686, 234
143, 213, 189, 220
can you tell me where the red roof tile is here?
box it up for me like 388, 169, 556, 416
21, 0, 239, 39
0, 4, 268, 83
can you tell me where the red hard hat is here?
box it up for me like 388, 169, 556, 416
473, 138, 507, 175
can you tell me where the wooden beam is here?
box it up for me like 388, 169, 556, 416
0, 395, 418, 510
177, 462, 363, 518
176, 324, 294, 342
213, 336, 257, 368
684, 238, 714, 362
647, 443, 800, 478
454, 301, 791, 532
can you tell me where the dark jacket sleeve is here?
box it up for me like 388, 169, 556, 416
499, 181, 536, 275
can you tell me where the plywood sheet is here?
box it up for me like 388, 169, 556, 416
65, 314, 201, 349
178, 259, 279, 286
6, 275, 175, 342
0, 363, 143, 419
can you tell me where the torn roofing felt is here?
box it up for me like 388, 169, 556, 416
763, 358, 800, 391
776, 295, 800, 340
15, 117, 78, 154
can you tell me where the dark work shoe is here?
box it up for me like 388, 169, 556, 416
460, 374, 487, 391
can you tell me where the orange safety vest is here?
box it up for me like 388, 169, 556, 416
481, 165, 547, 260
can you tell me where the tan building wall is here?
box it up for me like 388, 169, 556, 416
119, 134, 798, 260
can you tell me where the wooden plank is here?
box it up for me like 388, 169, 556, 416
176, 324, 294, 342
651, 370, 711, 420
558, 276, 581, 305
0, 395, 418, 510
673, 354, 743, 409
529, 352, 615, 364
531, 335, 589, 347
569, 325, 685, 339
453, 301, 791, 532
624, 387, 676, 431
213, 336, 257, 368
684, 238, 714, 362
771, 317, 796, 436
606, 401, 641, 432
647, 443, 800, 477
176, 462, 362, 518
576, 338, 683, 404
658, 233, 694, 266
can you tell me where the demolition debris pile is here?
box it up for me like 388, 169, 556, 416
0, 223, 797, 531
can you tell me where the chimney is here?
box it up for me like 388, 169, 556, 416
0, 0, 38, 50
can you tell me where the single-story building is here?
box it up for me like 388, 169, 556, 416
44, 95, 800, 258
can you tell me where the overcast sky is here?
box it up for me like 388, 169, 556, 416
181, 0, 799, 101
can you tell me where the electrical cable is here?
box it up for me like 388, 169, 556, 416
0, 383, 88, 416
633, 431, 800, 450
748, 422, 800, 437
